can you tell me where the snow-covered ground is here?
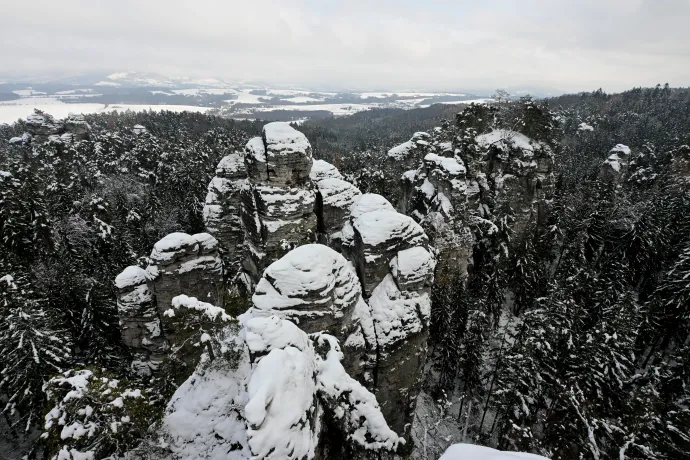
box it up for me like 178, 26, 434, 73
1, 76, 494, 123
0, 99, 211, 124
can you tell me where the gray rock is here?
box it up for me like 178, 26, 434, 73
115, 266, 168, 375
203, 153, 247, 274
148, 232, 223, 317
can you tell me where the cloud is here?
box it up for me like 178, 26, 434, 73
1, 0, 688, 92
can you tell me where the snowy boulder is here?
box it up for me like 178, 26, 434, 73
246, 244, 371, 378
351, 208, 429, 296
440, 443, 550, 460
148, 232, 222, 318
156, 315, 402, 460
203, 153, 248, 273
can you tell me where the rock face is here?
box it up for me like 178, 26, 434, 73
311, 161, 361, 249
396, 132, 474, 281
115, 266, 168, 375
240, 123, 318, 285
385, 131, 434, 210
473, 129, 555, 233
23, 109, 91, 143
155, 316, 402, 460
115, 232, 222, 375
148, 232, 223, 314
203, 153, 247, 275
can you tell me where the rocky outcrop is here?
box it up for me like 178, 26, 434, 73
311, 163, 361, 249
115, 266, 168, 375
473, 129, 555, 233
203, 153, 247, 275
396, 132, 475, 281
117, 123, 438, 456
23, 109, 91, 143
600, 144, 632, 183
385, 132, 434, 210
240, 123, 318, 285
155, 315, 402, 460
115, 232, 222, 375
148, 232, 223, 314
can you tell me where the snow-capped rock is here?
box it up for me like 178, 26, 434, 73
386, 131, 434, 209
601, 143, 632, 182
115, 266, 167, 375
156, 315, 402, 459
203, 152, 248, 274
23, 109, 91, 143
440, 443, 550, 460
148, 232, 222, 318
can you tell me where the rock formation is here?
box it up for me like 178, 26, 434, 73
394, 132, 474, 281
118, 122, 437, 457
115, 232, 222, 375
385, 131, 434, 210
155, 315, 402, 460
239, 123, 318, 285
600, 144, 632, 183
115, 266, 168, 375
391, 107, 557, 281
203, 153, 247, 275
21, 109, 91, 144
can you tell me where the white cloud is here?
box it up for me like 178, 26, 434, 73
0, 0, 688, 92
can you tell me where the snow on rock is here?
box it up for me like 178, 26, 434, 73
261, 122, 313, 187
247, 244, 361, 341
115, 266, 167, 375
387, 131, 432, 161
245, 334, 319, 459
350, 209, 429, 296
160, 325, 252, 460
390, 246, 435, 292
203, 153, 247, 274
476, 129, 542, 154
313, 175, 361, 246
114, 266, 149, 289
171, 294, 232, 322
309, 159, 344, 182
578, 122, 594, 132
369, 274, 431, 353
313, 333, 402, 452
21, 109, 91, 143
157, 316, 401, 459
148, 232, 222, 315
601, 144, 632, 182
440, 444, 550, 460
386, 132, 434, 209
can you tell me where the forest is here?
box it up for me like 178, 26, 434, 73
1, 85, 690, 459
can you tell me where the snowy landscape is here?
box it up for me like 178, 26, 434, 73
0, 72, 493, 125
2, 1, 690, 460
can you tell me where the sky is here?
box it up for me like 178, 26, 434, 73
2, 0, 689, 93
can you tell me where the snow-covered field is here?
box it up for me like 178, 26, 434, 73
0, 98, 211, 124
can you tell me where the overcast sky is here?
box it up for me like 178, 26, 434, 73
2, 0, 689, 93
